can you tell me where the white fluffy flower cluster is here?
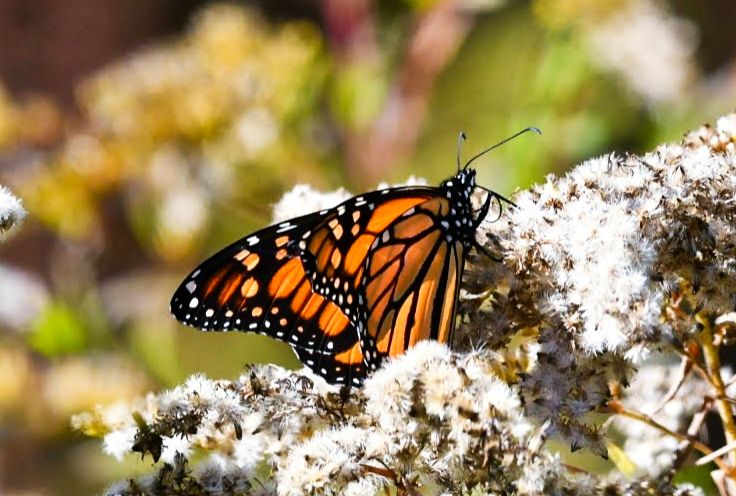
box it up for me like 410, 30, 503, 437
80, 115, 736, 495
0, 185, 26, 239
587, 0, 697, 103
80, 346, 708, 496
271, 184, 353, 223
469, 113, 736, 453
79, 343, 587, 495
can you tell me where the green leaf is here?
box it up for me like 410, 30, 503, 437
128, 321, 181, 387
673, 464, 719, 496
28, 301, 88, 357
606, 442, 638, 478
330, 63, 387, 129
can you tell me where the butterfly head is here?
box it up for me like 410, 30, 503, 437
443, 167, 476, 193
435, 168, 481, 247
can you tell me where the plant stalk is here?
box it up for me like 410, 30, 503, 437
699, 315, 736, 471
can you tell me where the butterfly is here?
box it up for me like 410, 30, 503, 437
170, 128, 539, 386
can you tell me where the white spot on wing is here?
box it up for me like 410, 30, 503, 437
189, 297, 199, 308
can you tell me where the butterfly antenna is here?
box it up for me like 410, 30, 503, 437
463, 126, 541, 170
456, 131, 467, 172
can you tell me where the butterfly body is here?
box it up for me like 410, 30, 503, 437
171, 168, 496, 386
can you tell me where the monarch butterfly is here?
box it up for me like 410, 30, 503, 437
170, 128, 539, 386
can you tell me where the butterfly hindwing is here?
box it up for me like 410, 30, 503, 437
292, 340, 366, 386
359, 196, 466, 372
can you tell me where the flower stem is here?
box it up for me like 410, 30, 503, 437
698, 315, 736, 471
609, 400, 733, 474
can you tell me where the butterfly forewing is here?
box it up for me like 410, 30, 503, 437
297, 190, 436, 319
170, 212, 360, 357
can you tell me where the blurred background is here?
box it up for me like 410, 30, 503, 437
0, 0, 734, 493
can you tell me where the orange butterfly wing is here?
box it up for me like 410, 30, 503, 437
172, 168, 486, 386
171, 188, 445, 385
358, 197, 465, 372
170, 212, 369, 384
293, 194, 467, 378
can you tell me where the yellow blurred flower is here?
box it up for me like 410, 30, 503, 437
16, 3, 327, 258
0, 345, 33, 416
41, 355, 150, 429
0, 84, 19, 149
532, 0, 628, 29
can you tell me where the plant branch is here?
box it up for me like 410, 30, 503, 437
698, 314, 736, 470
608, 400, 732, 474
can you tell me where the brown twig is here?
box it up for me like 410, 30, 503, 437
651, 355, 694, 415
674, 343, 715, 389
671, 397, 712, 473
698, 314, 736, 471
361, 462, 421, 496
608, 400, 734, 475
